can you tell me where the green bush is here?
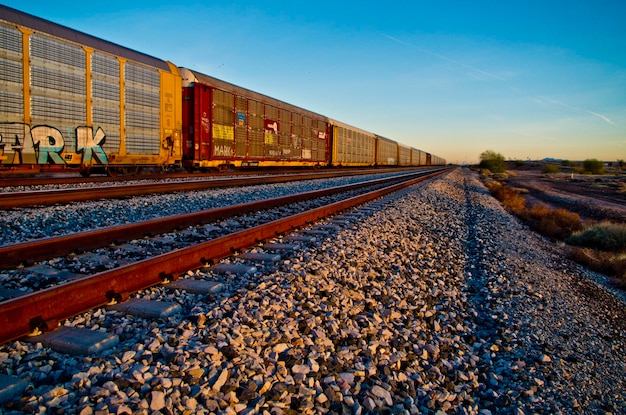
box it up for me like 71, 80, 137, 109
541, 164, 560, 174
566, 222, 626, 252
583, 159, 605, 175
479, 150, 506, 174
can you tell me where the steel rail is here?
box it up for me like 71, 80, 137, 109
0, 167, 402, 188
0, 169, 448, 344
0, 170, 441, 269
0, 168, 413, 209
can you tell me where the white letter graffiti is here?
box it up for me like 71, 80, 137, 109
31, 126, 65, 164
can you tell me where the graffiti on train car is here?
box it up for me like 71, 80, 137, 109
0, 123, 109, 165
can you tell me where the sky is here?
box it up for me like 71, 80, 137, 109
3, 1, 625, 164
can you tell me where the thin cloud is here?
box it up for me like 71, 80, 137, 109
383, 33, 617, 127
538, 96, 616, 126
382, 33, 505, 81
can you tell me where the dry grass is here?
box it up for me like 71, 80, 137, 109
524, 205, 583, 240
486, 181, 582, 239
568, 247, 626, 289
486, 181, 526, 214
486, 179, 626, 288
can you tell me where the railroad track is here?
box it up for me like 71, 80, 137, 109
0, 168, 448, 346
0, 167, 401, 188
0, 170, 436, 269
0, 168, 414, 209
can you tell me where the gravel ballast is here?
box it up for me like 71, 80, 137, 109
1, 168, 624, 414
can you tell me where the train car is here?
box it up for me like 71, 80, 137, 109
328, 119, 376, 166
374, 135, 398, 166
0, 5, 182, 175
179, 68, 329, 171
410, 147, 422, 166
432, 155, 447, 165
398, 144, 412, 166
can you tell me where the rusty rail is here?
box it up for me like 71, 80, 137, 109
0, 168, 409, 209
0, 169, 448, 344
0, 167, 403, 188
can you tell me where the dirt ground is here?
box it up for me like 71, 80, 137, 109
503, 169, 626, 223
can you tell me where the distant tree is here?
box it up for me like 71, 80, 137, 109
542, 164, 560, 174
583, 159, 605, 175
479, 150, 506, 173
561, 160, 573, 167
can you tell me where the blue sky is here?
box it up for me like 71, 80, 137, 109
4, 1, 625, 164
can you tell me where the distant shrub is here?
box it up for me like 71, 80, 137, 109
583, 159, 605, 175
566, 222, 626, 252
541, 164, 560, 174
479, 150, 507, 174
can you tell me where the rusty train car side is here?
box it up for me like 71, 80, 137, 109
179, 68, 329, 171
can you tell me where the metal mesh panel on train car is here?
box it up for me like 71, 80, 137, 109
289, 113, 302, 159
0, 24, 23, 123
361, 132, 376, 164
399, 146, 411, 165
377, 138, 396, 165
30, 34, 87, 152
334, 126, 345, 164
337, 127, 350, 164
212, 89, 235, 158
124, 61, 160, 155
91, 52, 121, 153
310, 118, 325, 161
264, 104, 279, 158
234, 96, 247, 158
278, 108, 293, 159
351, 130, 360, 164
317, 122, 328, 162
355, 131, 363, 164
299, 116, 312, 160
409, 149, 417, 166
248, 100, 264, 158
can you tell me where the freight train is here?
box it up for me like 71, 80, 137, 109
0, 5, 446, 176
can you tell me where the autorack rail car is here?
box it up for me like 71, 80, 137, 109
0, 5, 446, 175
0, 5, 182, 176
375, 135, 399, 167
179, 68, 329, 171
328, 118, 376, 167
